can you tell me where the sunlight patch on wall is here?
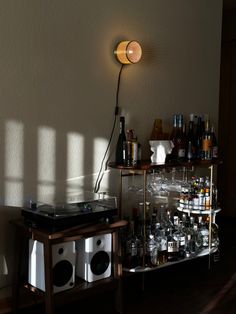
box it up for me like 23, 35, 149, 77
37, 126, 56, 202
66, 132, 85, 197
67, 132, 84, 179
4, 120, 24, 205
93, 137, 109, 190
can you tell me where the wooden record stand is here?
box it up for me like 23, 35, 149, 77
10, 218, 127, 314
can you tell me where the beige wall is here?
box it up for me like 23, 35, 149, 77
0, 0, 222, 296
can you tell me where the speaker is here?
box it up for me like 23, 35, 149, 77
28, 239, 76, 293
75, 233, 112, 283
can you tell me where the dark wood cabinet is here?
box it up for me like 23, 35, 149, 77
218, 9, 236, 217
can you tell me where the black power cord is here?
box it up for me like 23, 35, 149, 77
94, 64, 124, 193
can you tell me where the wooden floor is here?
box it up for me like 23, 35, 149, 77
18, 215, 236, 314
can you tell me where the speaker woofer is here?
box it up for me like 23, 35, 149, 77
90, 251, 110, 276
53, 260, 73, 287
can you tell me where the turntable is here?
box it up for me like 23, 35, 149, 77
21, 192, 118, 231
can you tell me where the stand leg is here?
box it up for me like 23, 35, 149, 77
43, 240, 54, 314
11, 229, 24, 313
115, 278, 123, 314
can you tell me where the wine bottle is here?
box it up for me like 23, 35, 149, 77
115, 116, 126, 165
125, 220, 140, 268
202, 118, 212, 160
124, 129, 138, 167
174, 114, 186, 162
186, 114, 197, 161
150, 118, 164, 140
195, 116, 204, 159
169, 114, 179, 161
211, 125, 218, 159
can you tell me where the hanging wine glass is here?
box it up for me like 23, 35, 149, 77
128, 172, 138, 193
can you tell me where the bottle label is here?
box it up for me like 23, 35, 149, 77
158, 238, 167, 251
202, 138, 212, 152
131, 243, 138, 256
178, 148, 185, 158
179, 236, 186, 246
131, 142, 138, 165
123, 141, 137, 166
212, 146, 218, 158
167, 241, 179, 252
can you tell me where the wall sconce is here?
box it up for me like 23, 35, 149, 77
114, 40, 142, 64
94, 39, 142, 193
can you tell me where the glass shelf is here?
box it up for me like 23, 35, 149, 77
123, 247, 218, 273
108, 159, 222, 171
177, 206, 222, 215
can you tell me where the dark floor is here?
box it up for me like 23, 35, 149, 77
18, 215, 236, 314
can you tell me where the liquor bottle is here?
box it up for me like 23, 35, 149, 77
115, 116, 126, 165
205, 216, 220, 249
172, 114, 186, 162
211, 125, 218, 159
185, 216, 197, 257
145, 202, 152, 228
186, 114, 197, 161
167, 228, 179, 262
169, 114, 178, 160
173, 220, 186, 259
212, 183, 218, 209
197, 216, 209, 251
195, 116, 204, 159
204, 176, 211, 209
124, 129, 138, 167
150, 118, 164, 140
193, 223, 203, 254
155, 224, 168, 265
202, 118, 213, 160
145, 225, 158, 267
125, 220, 140, 268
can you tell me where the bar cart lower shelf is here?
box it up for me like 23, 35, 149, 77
123, 247, 218, 273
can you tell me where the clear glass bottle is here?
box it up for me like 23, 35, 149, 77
145, 225, 158, 267
198, 216, 209, 251
173, 219, 186, 259
167, 228, 179, 262
115, 116, 126, 165
125, 220, 140, 268
206, 216, 220, 249
185, 216, 197, 257
193, 222, 203, 254
155, 224, 168, 265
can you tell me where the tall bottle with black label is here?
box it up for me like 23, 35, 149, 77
115, 116, 126, 165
